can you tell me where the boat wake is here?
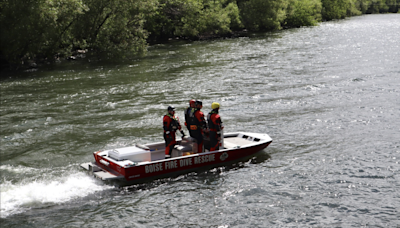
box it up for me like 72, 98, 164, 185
0, 164, 114, 218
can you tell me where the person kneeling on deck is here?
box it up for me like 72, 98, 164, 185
163, 106, 185, 158
207, 102, 224, 151
190, 100, 208, 153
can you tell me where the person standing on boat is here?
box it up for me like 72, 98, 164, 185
163, 106, 185, 158
189, 100, 208, 153
207, 102, 224, 151
184, 99, 196, 137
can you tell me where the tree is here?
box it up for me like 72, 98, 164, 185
0, 0, 87, 64
385, 0, 400, 12
321, 0, 350, 20
72, 0, 156, 57
353, 0, 372, 14
239, 0, 289, 31
0, 0, 156, 66
145, 0, 242, 40
188, 0, 243, 37
285, 0, 322, 27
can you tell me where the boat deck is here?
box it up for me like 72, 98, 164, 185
223, 137, 256, 149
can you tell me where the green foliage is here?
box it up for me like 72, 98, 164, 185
72, 0, 156, 57
225, 2, 244, 31
0, 0, 87, 63
194, 0, 244, 36
285, 0, 322, 27
321, 0, 350, 20
145, 0, 242, 40
353, 0, 372, 14
174, 0, 210, 37
345, 0, 391, 14
366, 0, 388, 13
0, 0, 154, 64
346, 0, 363, 16
239, 0, 289, 31
1, 0, 399, 67
386, 0, 400, 13
365, 0, 400, 13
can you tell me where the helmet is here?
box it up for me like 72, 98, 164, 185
167, 106, 175, 111
195, 100, 202, 106
211, 102, 220, 109
189, 99, 196, 107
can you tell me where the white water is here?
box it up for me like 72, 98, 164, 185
0, 165, 114, 218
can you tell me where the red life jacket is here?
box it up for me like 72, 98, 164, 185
207, 110, 222, 132
190, 109, 206, 131
163, 114, 180, 132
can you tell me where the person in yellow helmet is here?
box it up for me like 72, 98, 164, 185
207, 102, 224, 151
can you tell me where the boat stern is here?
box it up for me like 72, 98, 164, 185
80, 162, 124, 181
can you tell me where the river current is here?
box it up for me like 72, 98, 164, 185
1, 14, 399, 227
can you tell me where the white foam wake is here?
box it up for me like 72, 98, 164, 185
0, 165, 113, 218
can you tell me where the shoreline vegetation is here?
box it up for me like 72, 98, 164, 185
1, 0, 399, 73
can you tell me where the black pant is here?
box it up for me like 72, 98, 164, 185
209, 131, 220, 151
164, 132, 176, 156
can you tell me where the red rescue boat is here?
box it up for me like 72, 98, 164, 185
80, 132, 272, 184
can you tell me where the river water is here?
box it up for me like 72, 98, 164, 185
1, 14, 399, 227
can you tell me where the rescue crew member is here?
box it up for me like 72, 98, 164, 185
163, 106, 185, 158
184, 99, 196, 137
189, 100, 208, 153
207, 102, 224, 151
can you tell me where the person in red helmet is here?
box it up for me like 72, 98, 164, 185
207, 102, 224, 151
184, 99, 196, 137
189, 100, 208, 153
163, 106, 185, 158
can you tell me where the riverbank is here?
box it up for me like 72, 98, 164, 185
1, 30, 249, 77
1, 0, 398, 74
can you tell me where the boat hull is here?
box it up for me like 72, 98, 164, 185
81, 132, 272, 185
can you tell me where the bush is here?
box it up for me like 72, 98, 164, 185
72, 0, 156, 57
1, 0, 399, 68
0, 0, 87, 64
145, 0, 243, 40
0, 0, 155, 65
321, 0, 350, 20
239, 0, 288, 31
285, 0, 322, 27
